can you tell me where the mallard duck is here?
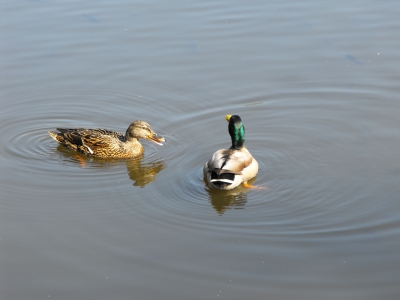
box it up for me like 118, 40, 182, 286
203, 115, 258, 190
48, 120, 165, 158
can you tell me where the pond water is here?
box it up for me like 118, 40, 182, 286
1, 0, 400, 299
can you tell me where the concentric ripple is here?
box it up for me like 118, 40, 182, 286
2, 83, 398, 241
0, 84, 177, 211
123, 88, 400, 243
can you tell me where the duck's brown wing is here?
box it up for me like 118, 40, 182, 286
56, 128, 123, 154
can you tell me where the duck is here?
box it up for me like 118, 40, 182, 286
203, 115, 258, 190
48, 120, 165, 158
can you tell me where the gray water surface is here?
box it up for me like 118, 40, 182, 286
1, 1, 400, 299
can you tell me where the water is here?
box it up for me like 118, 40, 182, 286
1, 0, 400, 299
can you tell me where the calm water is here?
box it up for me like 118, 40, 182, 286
1, 0, 400, 299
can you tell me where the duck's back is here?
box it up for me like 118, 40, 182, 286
48, 128, 143, 158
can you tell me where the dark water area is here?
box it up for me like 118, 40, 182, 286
1, 1, 400, 299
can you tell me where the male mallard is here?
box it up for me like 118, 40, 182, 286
48, 120, 165, 158
203, 115, 258, 190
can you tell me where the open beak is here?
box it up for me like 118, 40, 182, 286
147, 132, 165, 146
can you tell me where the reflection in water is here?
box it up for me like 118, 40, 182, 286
205, 177, 258, 215
126, 157, 165, 188
207, 189, 247, 215
56, 145, 165, 187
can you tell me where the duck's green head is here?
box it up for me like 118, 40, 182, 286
226, 114, 245, 150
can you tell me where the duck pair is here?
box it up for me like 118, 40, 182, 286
49, 115, 258, 190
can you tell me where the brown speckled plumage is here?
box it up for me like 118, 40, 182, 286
48, 120, 165, 158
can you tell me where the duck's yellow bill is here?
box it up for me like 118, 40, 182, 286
148, 132, 165, 146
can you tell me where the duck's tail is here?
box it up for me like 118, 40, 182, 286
209, 171, 236, 188
48, 131, 63, 143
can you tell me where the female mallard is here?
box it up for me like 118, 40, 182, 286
48, 120, 165, 158
203, 115, 258, 190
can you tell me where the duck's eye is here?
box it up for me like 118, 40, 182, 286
141, 127, 151, 135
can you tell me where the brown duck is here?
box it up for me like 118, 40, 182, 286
48, 120, 165, 158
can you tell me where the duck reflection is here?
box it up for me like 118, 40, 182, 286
56, 145, 165, 187
125, 155, 165, 187
205, 177, 257, 215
